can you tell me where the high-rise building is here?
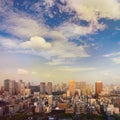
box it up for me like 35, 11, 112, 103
40, 82, 46, 94
69, 80, 75, 96
19, 80, 25, 96
95, 81, 103, 96
4, 79, 10, 91
9, 80, 16, 95
4, 79, 16, 95
0, 85, 1, 91
47, 82, 52, 95
15, 82, 19, 94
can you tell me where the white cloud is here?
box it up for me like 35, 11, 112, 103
44, 0, 55, 7
17, 69, 29, 75
0, 36, 19, 49
104, 52, 120, 57
57, 22, 105, 38
104, 52, 120, 65
4, 14, 48, 38
103, 71, 111, 76
0, 0, 91, 66
17, 34, 89, 65
54, 0, 120, 39
1, 0, 120, 40
47, 58, 73, 66
2, 0, 120, 66
0, 35, 89, 66
48, 41, 89, 58
112, 57, 120, 64
45, 30, 67, 41
0, 1, 49, 39
21, 36, 52, 49
66, 0, 120, 21
57, 66, 96, 72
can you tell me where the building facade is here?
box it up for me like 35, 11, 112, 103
95, 81, 103, 96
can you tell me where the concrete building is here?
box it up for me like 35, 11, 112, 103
24, 88, 31, 97
114, 107, 119, 114
48, 95, 53, 105
19, 80, 25, 96
40, 82, 46, 94
9, 80, 16, 95
74, 100, 86, 114
4, 79, 10, 91
47, 82, 52, 95
95, 81, 103, 96
0, 107, 3, 116
69, 80, 75, 96
4, 79, 16, 95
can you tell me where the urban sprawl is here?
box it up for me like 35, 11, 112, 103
0, 80, 120, 120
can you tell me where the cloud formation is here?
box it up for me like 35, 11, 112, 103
57, 66, 96, 72
17, 69, 29, 75
66, 0, 120, 21
112, 57, 120, 64
0, 37, 18, 49
21, 36, 52, 50
1, 0, 120, 66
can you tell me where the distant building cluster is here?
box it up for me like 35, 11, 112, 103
4, 79, 31, 97
0, 79, 120, 118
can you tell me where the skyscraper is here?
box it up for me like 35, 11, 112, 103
4, 79, 16, 95
9, 80, 16, 95
69, 80, 75, 96
95, 81, 103, 96
47, 82, 52, 95
19, 80, 25, 96
40, 82, 46, 94
4, 79, 10, 91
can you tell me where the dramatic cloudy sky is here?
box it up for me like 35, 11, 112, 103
0, 0, 120, 85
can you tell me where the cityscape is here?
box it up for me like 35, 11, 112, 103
0, 79, 120, 119
1, 0, 120, 120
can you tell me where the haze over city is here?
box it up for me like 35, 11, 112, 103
1, 0, 120, 85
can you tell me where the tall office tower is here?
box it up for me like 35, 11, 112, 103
9, 80, 12, 95
15, 82, 19, 94
40, 82, 46, 94
69, 80, 76, 96
4, 79, 10, 91
0, 86, 4, 93
0, 84, 4, 93
19, 80, 25, 96
95, 81, 103, 96
4, 79, 16, 95
47, 82, 52, 95
9, 80, 16, 95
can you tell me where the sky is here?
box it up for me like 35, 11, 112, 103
1, 0, 120, 85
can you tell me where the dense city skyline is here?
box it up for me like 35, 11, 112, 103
1, 0, 120, 84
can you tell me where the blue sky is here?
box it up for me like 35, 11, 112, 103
0, 0, 120, 85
